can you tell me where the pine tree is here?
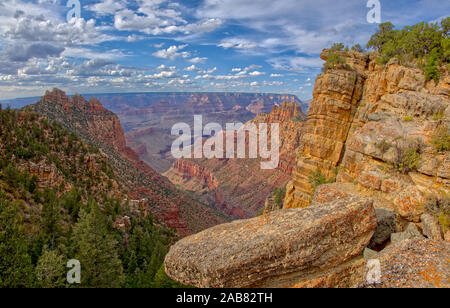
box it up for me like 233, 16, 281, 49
122, 216, 167, 288
35, 247, 66, 288
152, 264, 186, 288
425, 48, 441, 83
41, 188, 63, 249
367, 22, 397, 53
0, 193, 34, 287
71, 204, 125, 288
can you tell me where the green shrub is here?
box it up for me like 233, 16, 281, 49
433, 111, 444, 120
393, 140, 422, 174
330, 43, 345, 52
367, 18, 449, 78
403, 116, 413, 122
309, 169, 336, 191
439, 211, 449, 233
424, 48, 441, 83
322, 52, 351, 73
273, 187, 287, 208
351, 44, 364, 52
291, 114, 304, 122
431, 125, 450, 152
376, 139, 391, 154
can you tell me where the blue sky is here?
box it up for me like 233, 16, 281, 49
0, 0, 448, 100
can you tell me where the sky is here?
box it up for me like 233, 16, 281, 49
0, 0, 448, 100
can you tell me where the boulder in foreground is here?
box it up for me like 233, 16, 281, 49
165, 197, 377, 288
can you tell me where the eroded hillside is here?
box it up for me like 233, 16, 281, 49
0, 107, 181, 288
28, 89, 228, 235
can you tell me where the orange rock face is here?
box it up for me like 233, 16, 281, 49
284, 52, 367, 208
284, 50, 449, 225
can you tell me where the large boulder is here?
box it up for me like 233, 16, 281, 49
165, 197, 377, 288
312, 184, 397, 249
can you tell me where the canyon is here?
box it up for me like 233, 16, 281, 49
83, 92, 302, 173
165, 49, 450, 288
164, 102, 305, 218
28, 89, 228, 236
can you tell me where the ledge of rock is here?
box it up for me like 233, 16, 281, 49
165, 197, 377, 288
360, 239, 450, 288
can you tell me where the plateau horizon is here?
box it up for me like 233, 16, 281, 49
171, 115, 280, 170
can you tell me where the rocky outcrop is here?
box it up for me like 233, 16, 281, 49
391, 223, 425, 243
165, 49, 449, 287
284, 50, 449, 229
165, 197, 377, 288
41, 89, 128, 152
284, 51, 367, 208
370, 209, 397, 248
360, 239, 450, 288
312, 183, 401, 250
421, 213, 443, 240
18, 161, 64, 189
164, 102, 305, 218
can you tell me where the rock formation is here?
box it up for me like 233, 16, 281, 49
284, 50, 449, 227
360, 239, 449, 288
29, 89, 228, 235
165, 197, 377, 288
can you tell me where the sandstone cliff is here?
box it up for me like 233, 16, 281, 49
284, 50, 449, 229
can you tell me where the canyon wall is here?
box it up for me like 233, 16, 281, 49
29, 89, 228, 235
284, 50, 449, 226
117, 93, 303, 173
164, 102, 305, 218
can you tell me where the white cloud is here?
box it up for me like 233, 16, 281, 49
152, 45, 190, 60
270, 73, 283, 77
248, 71, 266, 77
112, 1, 221, 35
157, 65, 177, 72
125, 34, 143, 42
189, 57, 208, 63
185, 65, 199, 71
197, 0, 380, 55
263, 81, 283, 86
3, 14, 114, 46
268, 56, 323, 72
85, 0, 127, 16
218, 38, 258, 50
